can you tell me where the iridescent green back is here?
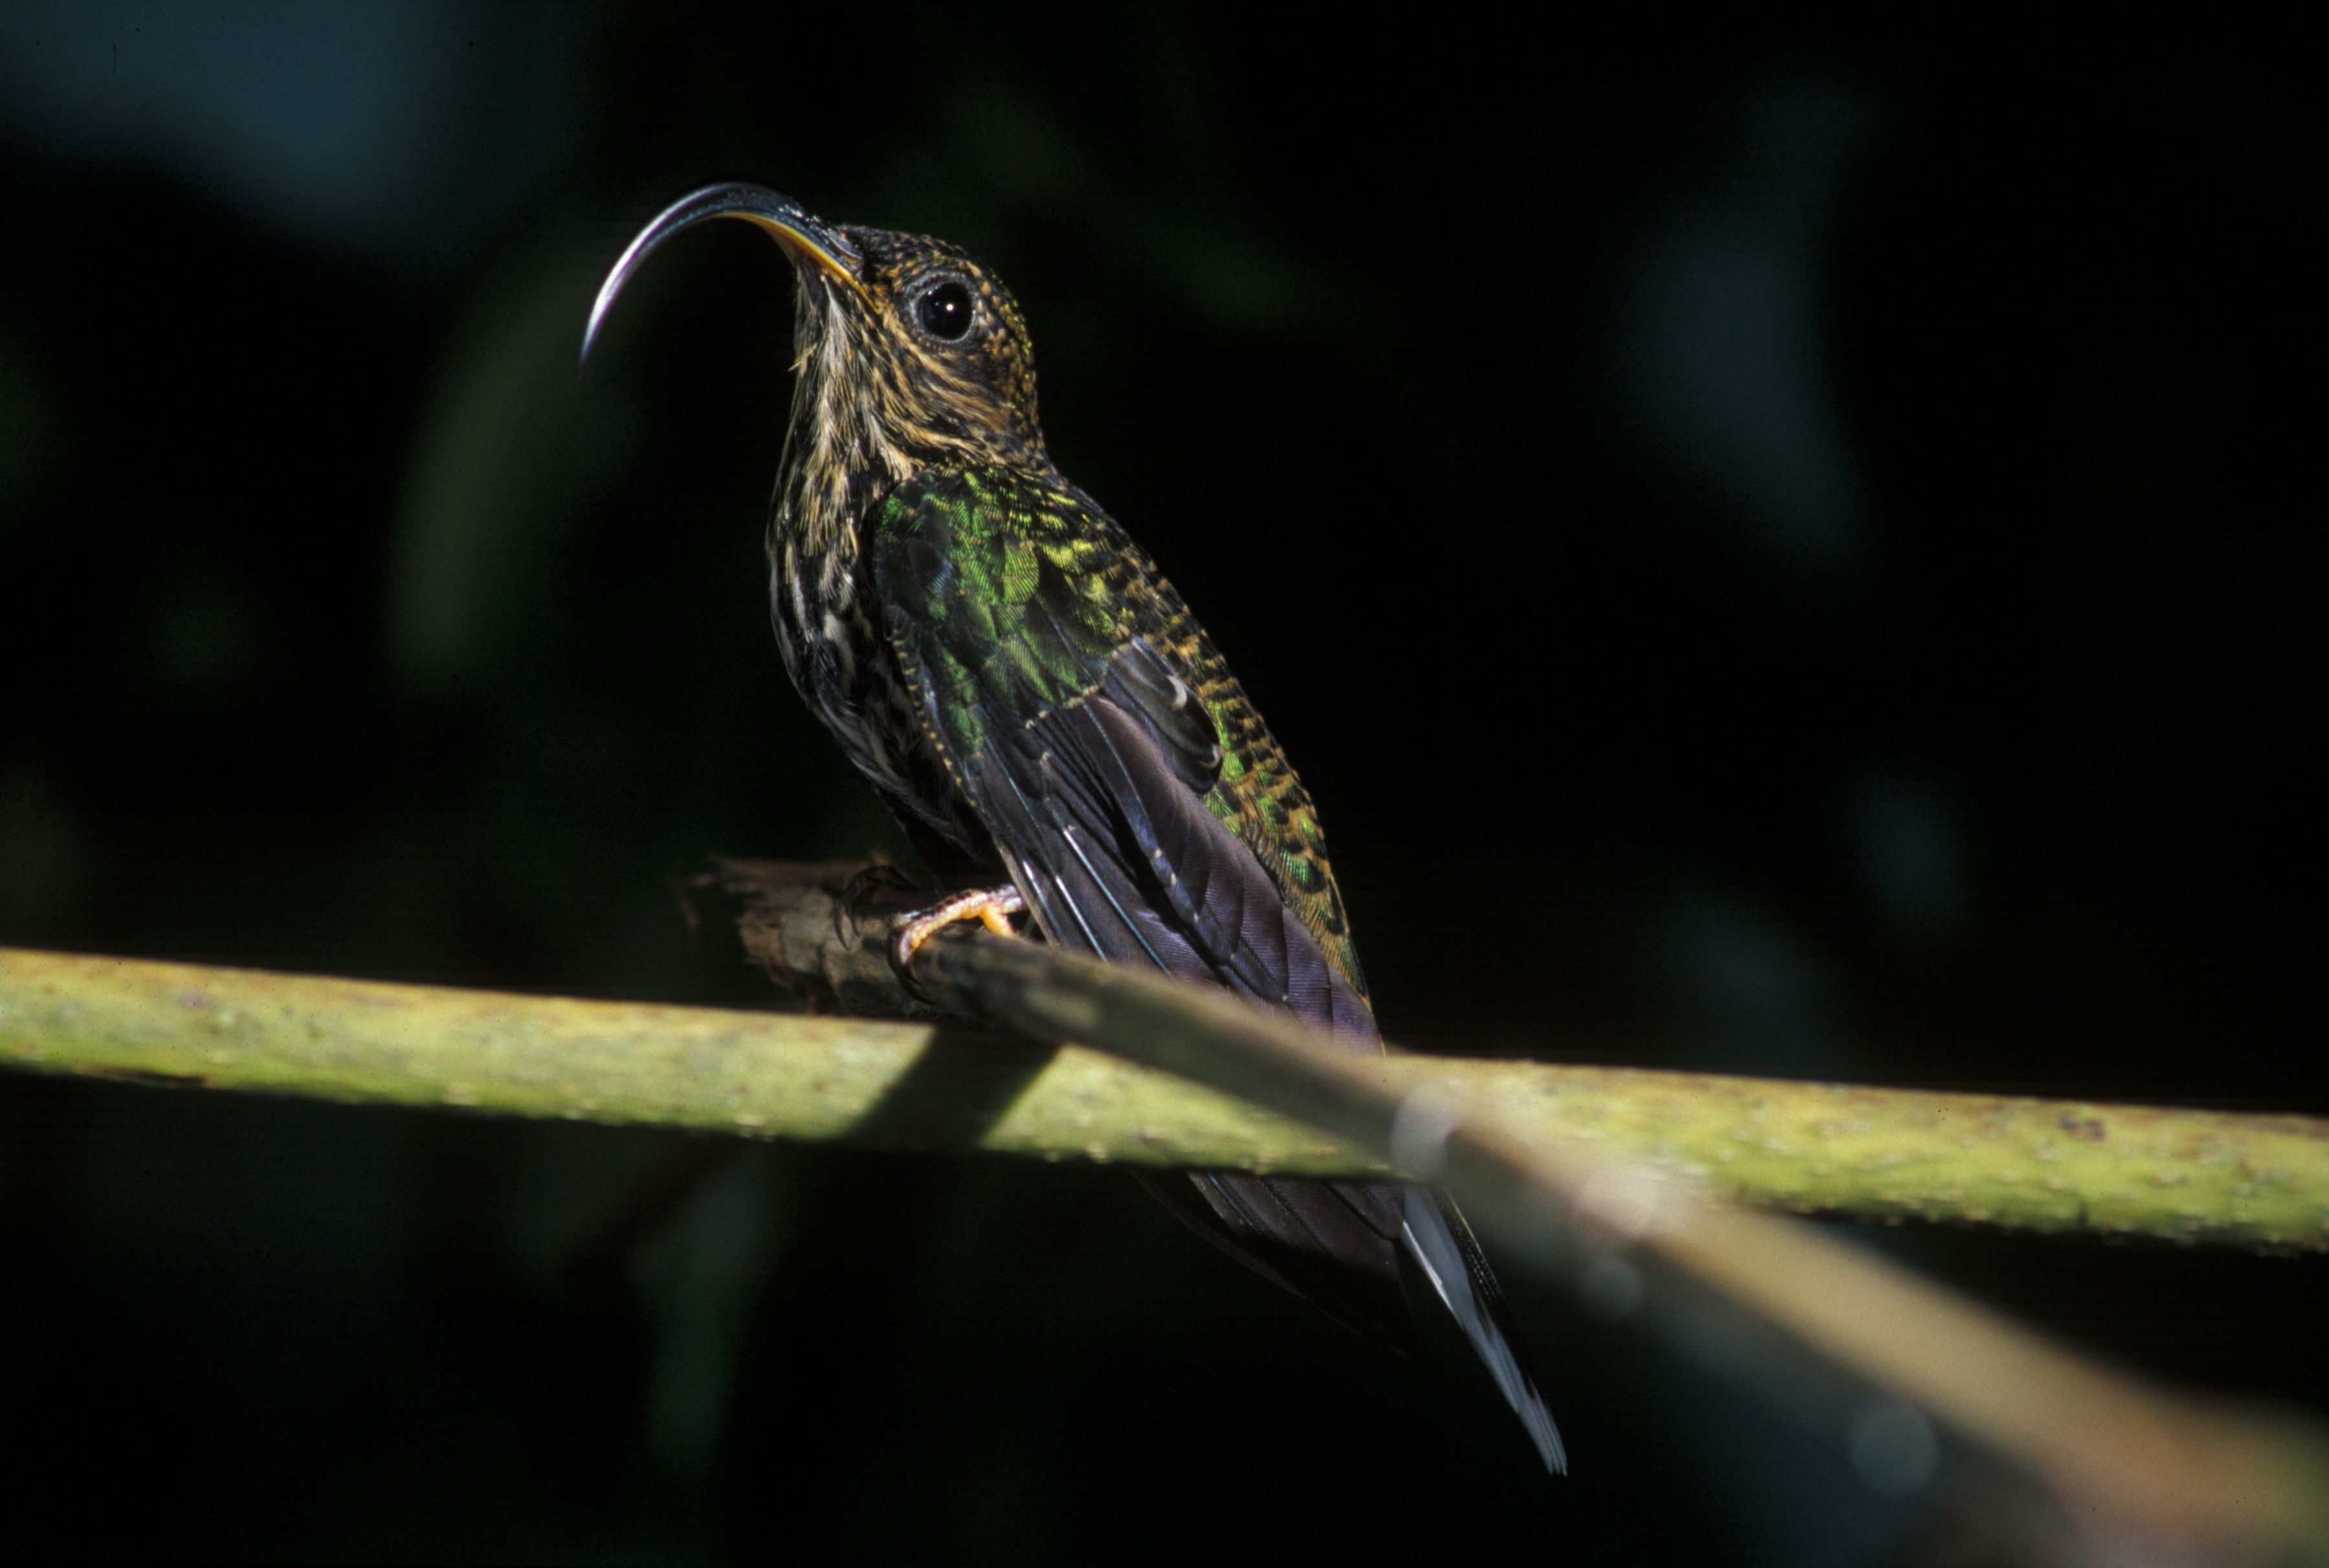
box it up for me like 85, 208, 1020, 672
874, 466, 1365, 998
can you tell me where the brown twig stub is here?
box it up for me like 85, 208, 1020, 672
711, 857, 955, 1022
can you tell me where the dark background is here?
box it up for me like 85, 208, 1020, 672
1, 8, 2319, 1563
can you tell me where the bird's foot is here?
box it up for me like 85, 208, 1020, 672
888, 884, 1027, 993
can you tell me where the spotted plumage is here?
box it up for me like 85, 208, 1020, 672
586, 183, 1563, 1472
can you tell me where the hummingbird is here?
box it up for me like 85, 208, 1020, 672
585, 182, 1565, 1473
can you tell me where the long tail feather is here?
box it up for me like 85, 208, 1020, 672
1401, 1188, 1569, 1474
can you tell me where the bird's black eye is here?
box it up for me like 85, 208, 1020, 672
915, 280, 975, 342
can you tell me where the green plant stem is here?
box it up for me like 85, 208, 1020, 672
2, 944, 2323, 1252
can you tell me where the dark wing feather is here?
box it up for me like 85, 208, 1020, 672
873, 469, 1563, 1470
1012, 659, 1375, 1040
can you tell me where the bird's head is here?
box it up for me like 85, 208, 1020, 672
586, 183, 1046, 508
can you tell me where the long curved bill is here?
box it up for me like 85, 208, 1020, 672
581, 181, 866, 364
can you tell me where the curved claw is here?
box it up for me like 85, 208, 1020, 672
831, 860, 923, 947
580, 180, 866, 366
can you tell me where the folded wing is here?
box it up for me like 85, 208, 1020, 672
874, 467, 1563, 1470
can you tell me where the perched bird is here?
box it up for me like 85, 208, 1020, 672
586, 182, 1565, 1472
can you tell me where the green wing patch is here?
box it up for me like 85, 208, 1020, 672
874, 464, 1365, 996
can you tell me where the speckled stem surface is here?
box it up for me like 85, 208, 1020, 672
3, 943, 2322, 1252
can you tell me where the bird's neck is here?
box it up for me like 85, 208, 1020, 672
771, 417, 1055, 637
